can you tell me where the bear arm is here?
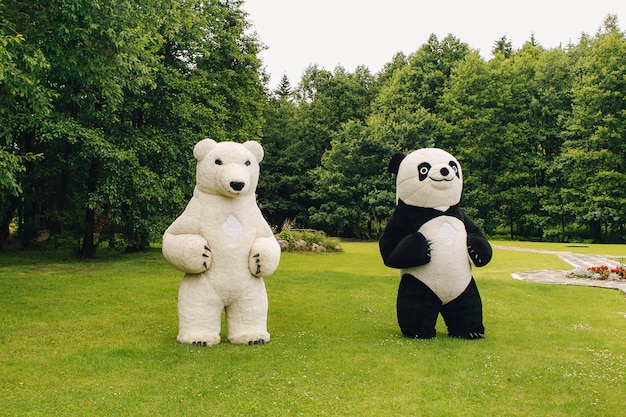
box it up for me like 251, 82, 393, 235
162, 232, 211, 274
249, 236, 281, 277
380, 229, 431, 269
462, 212, 492, 267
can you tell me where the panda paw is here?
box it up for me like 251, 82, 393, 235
450, 332, 485, 340
468, 245, 483, 265
467, 236, 492, 267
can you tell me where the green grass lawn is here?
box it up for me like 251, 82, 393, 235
1, 241, 625, 416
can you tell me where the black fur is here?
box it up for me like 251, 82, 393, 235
388, 152, 406, 175
379, 200, 491, 339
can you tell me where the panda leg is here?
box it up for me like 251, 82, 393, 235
396, 274, 441, 339
441, 278, 485, 339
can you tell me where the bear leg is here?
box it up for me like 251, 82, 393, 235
441, 278, 485, 339
177, 275, 223, 346
225, 281, 270, 345
396, 274, 441, 339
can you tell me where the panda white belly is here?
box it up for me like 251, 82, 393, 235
401, 215, 472, 304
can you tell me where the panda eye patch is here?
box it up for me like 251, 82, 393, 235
418, 162, 431, 181
449, 161, 460, 178
215, 158, 223, 165
245, 160, 251, 166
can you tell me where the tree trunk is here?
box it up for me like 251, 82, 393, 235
0, 196, 21, 251
509, 207, 514, 240
589, 220, 602, 243
80, 160, 99, 258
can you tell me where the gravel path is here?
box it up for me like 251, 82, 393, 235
492, 245, 626, 295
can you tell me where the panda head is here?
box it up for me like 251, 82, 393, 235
388, 148, 462, 209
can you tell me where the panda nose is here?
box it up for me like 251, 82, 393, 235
230, 181, 245, 191
440, 167, 450, 176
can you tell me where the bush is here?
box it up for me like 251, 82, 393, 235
276, 228, 342, 252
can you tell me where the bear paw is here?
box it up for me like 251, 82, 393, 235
248, 237, 280, 277
200, 245, 211, 270
184, 244, 211, 274
178, 332, 220, 346
229, 332, 270, 345
163, 233, 212, 274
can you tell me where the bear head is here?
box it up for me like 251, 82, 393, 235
388, 148, 462, 209
193, 138, 264, 198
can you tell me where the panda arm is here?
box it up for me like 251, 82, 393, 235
462, 211, 492, 267
379, 216, 431, 268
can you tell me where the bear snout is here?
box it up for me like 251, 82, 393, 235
230, 181, 245, 191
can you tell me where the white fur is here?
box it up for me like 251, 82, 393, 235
396, 148, 463, 210
162, 139, 280, 345
396, 148, 470, 304
402, 216, 471, 304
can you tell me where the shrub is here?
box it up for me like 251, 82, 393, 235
276, 228, 342, 252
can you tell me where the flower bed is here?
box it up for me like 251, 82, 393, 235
566, 264, 626, 281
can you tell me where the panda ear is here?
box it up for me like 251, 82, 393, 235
243, 140, 264, 163
193, 138, 217, 161
388, 152, 405, 175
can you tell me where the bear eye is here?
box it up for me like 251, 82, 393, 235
449, 161, 460, 178
215, 158, 223, 165
418, 162, 431, 181
245, 160, 251, 166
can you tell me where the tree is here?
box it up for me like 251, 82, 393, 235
306, 37, 471, 237
492, 35, 513, 58
372, 34, 471, 116
441, 49, 540, 236
256, 89, 302, 227
19, 0, 167, 255
2, 0, 265, 254
560, 15, 626, 241
0, 1, 53, 249
274, 74, 293, 100
309, 120, 395, 238
264, 64, 379, 228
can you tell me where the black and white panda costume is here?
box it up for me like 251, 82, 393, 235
379, 148, 492, 340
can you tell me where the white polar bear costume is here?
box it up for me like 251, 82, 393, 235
162, 139, 281, 346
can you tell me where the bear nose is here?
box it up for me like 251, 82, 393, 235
230, 181, 245, 191
440, 167, 450, 176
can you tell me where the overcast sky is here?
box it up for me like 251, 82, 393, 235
243, 0, 626, 89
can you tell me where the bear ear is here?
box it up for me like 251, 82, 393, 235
388, 152, 405, 175
243, 140, 264, 163
193, 138, 217, 161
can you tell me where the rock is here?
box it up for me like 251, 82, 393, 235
311, 243, 326, 252
277, 239, 289, 251
293, 239, 307, 251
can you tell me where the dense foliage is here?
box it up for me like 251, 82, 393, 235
1, 1, 625, 254
259, 16, 626, 243
1, 0, 264, 254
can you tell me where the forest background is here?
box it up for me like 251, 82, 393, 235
1, 0, 625, 256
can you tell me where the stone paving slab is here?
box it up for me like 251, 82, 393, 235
493, 245, 626, 295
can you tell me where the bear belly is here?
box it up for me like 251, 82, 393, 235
401, 215, 471, 304
199, 211, 258, 299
